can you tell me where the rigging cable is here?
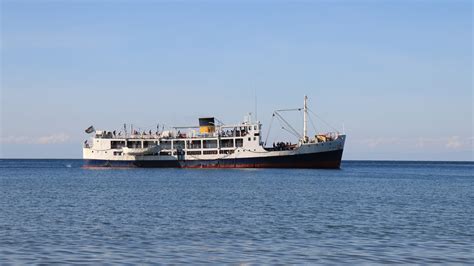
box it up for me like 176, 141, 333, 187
280, 126, 301, 139
308, 108, 339, 133
274, 111, 302, 139
264, 114, 275, 146
274, 113, 301, 139
308, 115, 318, 135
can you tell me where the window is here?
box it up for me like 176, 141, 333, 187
187, 140, 201, 149
111, 141, 125, 149
159, 151, 171, 156
203, 150, 218, 155
203, 140, 217, 148
248, 137, 251, 141
220, 139, 233, 148
143, 141, 155, 148
254, 125, 257, 130
160, 141, 171, 150
187, 151, 202, 155
253, 137, 256, 141
173, 140, 185, 149
235, 138, 243, 147
127, 141, 141, 148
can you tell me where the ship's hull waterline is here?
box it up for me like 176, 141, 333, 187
83, 149, 344, 169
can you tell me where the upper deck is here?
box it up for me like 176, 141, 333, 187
84, 119, 266, 156
92, 122, 259, 140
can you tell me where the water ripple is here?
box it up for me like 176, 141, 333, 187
0, 160, 473, 263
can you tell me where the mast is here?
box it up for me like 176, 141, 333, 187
254, 88, 258, 122
303, 95, 308, 143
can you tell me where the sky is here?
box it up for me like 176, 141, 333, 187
1, 0, 472, 160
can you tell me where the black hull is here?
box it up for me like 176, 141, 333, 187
84, 149, 344, 169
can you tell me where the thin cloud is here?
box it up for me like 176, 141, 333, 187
354, 136, 473, 150
37, 133, 70, 144
1, 133, 70, 144
354, 137, 404, 148
416, 137, 441, 148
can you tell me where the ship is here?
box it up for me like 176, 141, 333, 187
83, 96, 346, 169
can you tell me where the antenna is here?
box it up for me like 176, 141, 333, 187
254, 88, 258, 121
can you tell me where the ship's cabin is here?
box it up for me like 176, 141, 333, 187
85, 116, 264, 157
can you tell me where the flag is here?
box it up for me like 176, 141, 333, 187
85, 126, 95, 134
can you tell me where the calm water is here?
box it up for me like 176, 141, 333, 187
0, 160, 473, 264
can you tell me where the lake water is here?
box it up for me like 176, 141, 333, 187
0, 160, 473, 264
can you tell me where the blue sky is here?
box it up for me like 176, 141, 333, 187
1, 0, 472, 160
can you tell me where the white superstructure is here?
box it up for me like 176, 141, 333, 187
83, 96, 346, 168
